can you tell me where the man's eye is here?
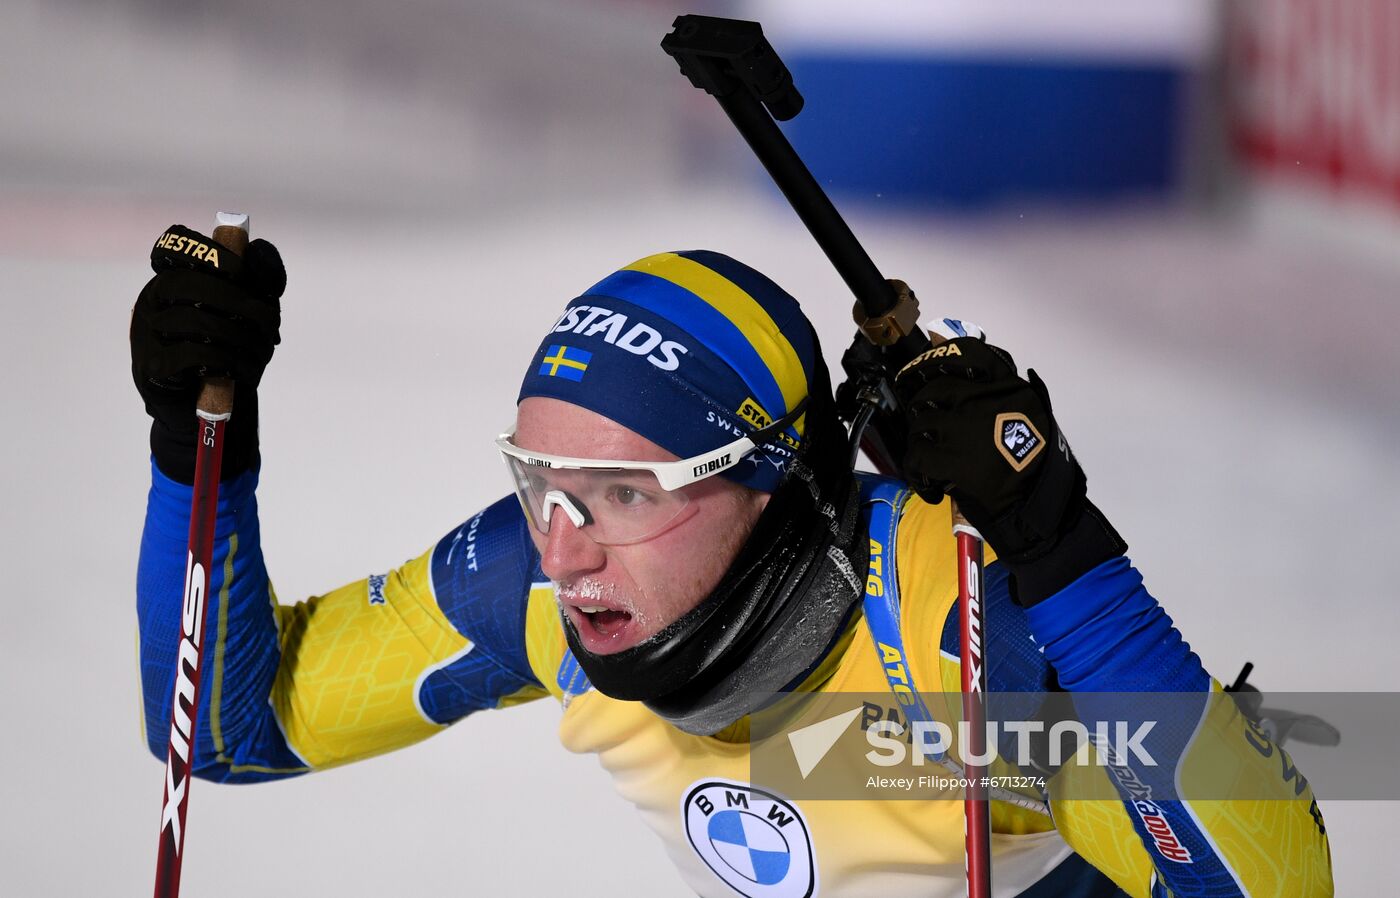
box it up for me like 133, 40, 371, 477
526, 473, 549, 493
608, 485, 649, 507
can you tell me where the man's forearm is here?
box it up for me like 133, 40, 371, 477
1029, 557, 1334, 896
137, 461, 308, 782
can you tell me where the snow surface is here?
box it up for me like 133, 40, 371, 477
2, 1, 1396, 894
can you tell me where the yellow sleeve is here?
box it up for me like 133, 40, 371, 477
1046, 683, 1334, 897
270, 546, 547, 770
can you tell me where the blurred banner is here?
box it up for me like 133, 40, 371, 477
745, 0, 1216, 207
1228, 0, 1400, 209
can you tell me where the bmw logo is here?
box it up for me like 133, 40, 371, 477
683, 779, 816, 898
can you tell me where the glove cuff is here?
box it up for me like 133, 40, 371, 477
1004, 501, 1127, 607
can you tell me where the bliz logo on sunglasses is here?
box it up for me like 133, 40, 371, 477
552, 305, 689, 371
693, 454, 732, 478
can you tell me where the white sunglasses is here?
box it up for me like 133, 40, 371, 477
497, 400, 806, 545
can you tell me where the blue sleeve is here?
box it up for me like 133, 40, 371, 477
1026, 556, 1247, 897
137, 461, 307, 783
1023, 556, 1209, 694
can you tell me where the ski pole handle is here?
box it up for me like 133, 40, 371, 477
195, 212, 249, 417
152, 210, 249, 898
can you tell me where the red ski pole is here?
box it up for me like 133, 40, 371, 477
955, 517, 991, 898
151, 211, 249, 898
921, 326, 992, 898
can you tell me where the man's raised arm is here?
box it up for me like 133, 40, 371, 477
131, 227, 547, 782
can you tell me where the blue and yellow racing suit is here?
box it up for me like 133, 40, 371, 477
136, 462, 1333, 897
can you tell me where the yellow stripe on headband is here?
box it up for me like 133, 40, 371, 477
624, 253, 807, 417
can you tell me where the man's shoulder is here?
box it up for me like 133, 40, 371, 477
425, 494, 548, 686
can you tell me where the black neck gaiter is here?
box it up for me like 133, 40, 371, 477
561, 398, 867, 736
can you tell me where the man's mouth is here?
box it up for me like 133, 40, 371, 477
559, 592, 641, 653
573, 604, 633, 636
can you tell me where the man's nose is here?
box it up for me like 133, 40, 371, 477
539, 513, 607, 582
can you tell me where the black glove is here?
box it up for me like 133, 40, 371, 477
894, 336, 1126, 605
130, 225, 285, 484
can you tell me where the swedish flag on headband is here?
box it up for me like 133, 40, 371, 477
538, 344, 592, 382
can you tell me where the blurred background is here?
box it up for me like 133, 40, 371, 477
3, 0, 1396, 894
